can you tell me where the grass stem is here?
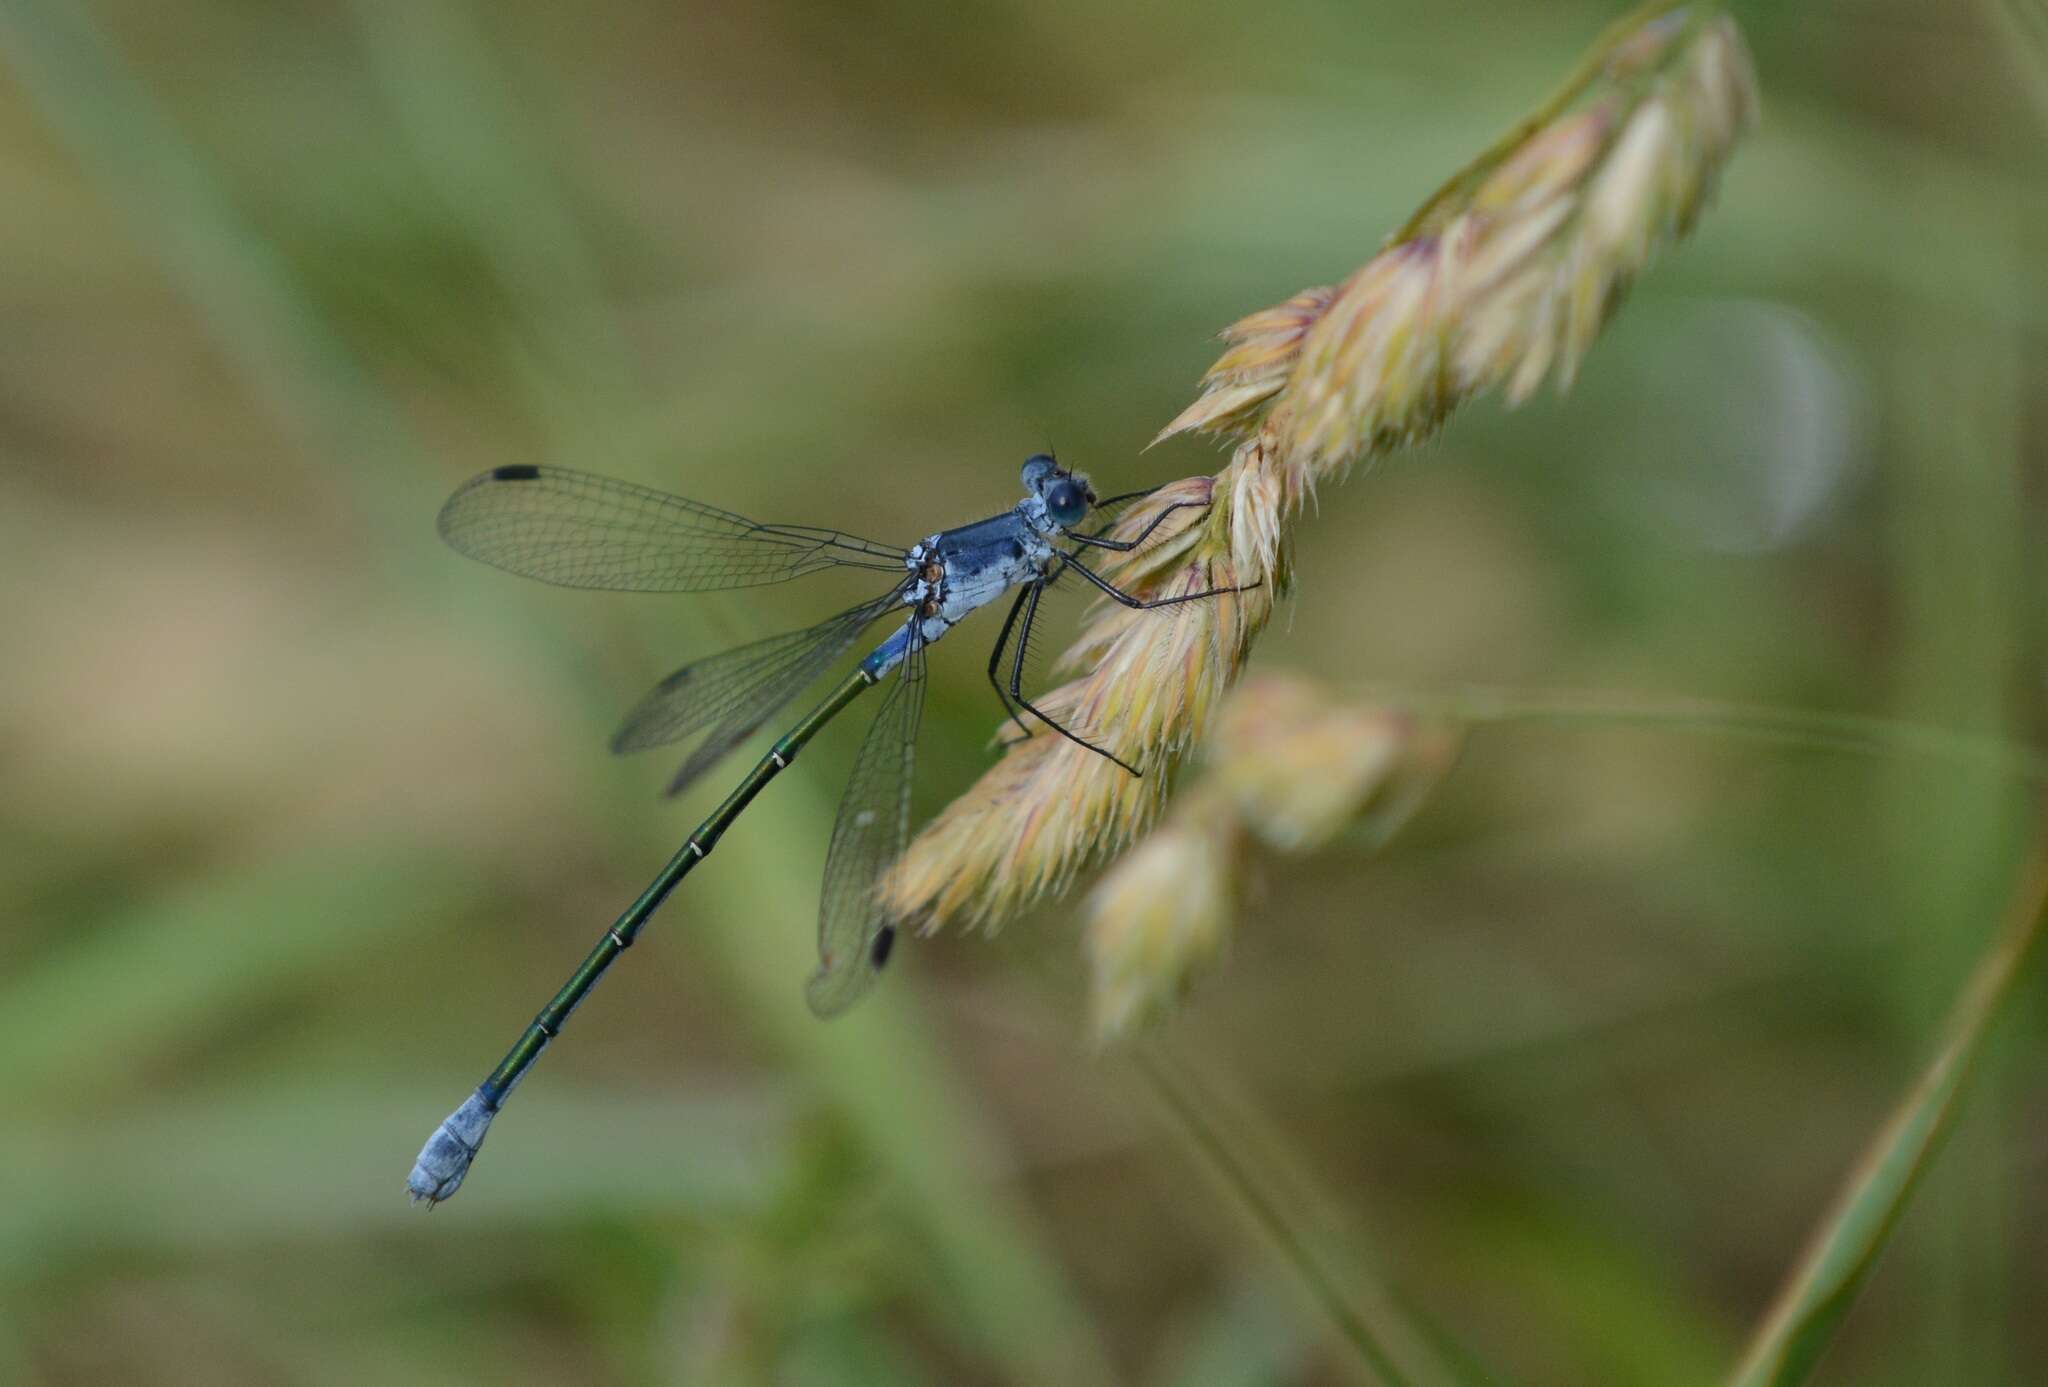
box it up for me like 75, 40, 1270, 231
1359, 684, 2048, 784
1725, 835, 2048, 1385
1132, 1046, 1425, 1387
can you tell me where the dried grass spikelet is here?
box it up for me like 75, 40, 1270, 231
879, 5, 1755, 939
1084, 674, 1463, 1041
1084, 790, 1242, 1041
1210, 674, 1419, 853
1157, 5, 1758, 465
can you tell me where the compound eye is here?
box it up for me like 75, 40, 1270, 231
1020, 454, 1059, 491
1045, 480, 1087, 526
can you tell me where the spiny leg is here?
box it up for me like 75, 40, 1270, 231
1065, 499, 1208, 553
1057, 553, 1260, 609
1090, 485, 1160, 509
985, 586, 1034, 740
1007, 582, 1141, 777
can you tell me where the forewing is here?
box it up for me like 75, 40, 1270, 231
805, 638, 927, 1018
614, 590, 907, 797
438, 465, 904, 592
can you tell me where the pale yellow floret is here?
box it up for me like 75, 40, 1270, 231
1210, 676, 1414, 853
1084, 794, 1239, 1042
1082, 674, 1465, 1038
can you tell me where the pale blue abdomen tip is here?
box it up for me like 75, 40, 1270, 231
407, 1091, 496, 1207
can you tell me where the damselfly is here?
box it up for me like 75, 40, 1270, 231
406, 455, 1244, 1204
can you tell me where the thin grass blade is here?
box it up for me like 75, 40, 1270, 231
1133, 1045, 1490, 1387
1727, 845, 2048, 1387
1987, 0, 2048, 129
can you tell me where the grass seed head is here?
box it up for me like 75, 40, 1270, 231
1211, 674, 1416, 853
1083, 791, 1240, 1043
881, 6, 1755, 946
1159, 8, 1758, 468
1082, 674, 1465, 1038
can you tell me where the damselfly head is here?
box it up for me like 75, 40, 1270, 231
1021, 452, 1095, 528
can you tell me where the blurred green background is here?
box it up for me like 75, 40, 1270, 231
1, 0, 2042, 1383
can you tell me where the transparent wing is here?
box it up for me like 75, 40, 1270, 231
438, 465, 906, 592
805, 636, 927, 1018
614, 589, 908, 797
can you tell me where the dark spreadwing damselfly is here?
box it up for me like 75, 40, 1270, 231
407, 455, 1247, 1204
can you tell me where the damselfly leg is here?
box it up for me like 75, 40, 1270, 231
1057, 554, 1259, 611
1003, 582, 1145, 775
1061, 498, 1209, 553
985, 588, 1035, 740
991, 546, 1260, 777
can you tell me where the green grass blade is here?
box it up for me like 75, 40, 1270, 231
1149, 1281, 1307, 1387
0, 0, 423, 515
0, 845, 467, 1108
341, 0, 650, 455
1132, 1046, 1496, 1387
684, 799, 1125, 1386
1987, 0, 2048, 128
1726, 850, 2048, 1386
1132, 1049, 1411, 1385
